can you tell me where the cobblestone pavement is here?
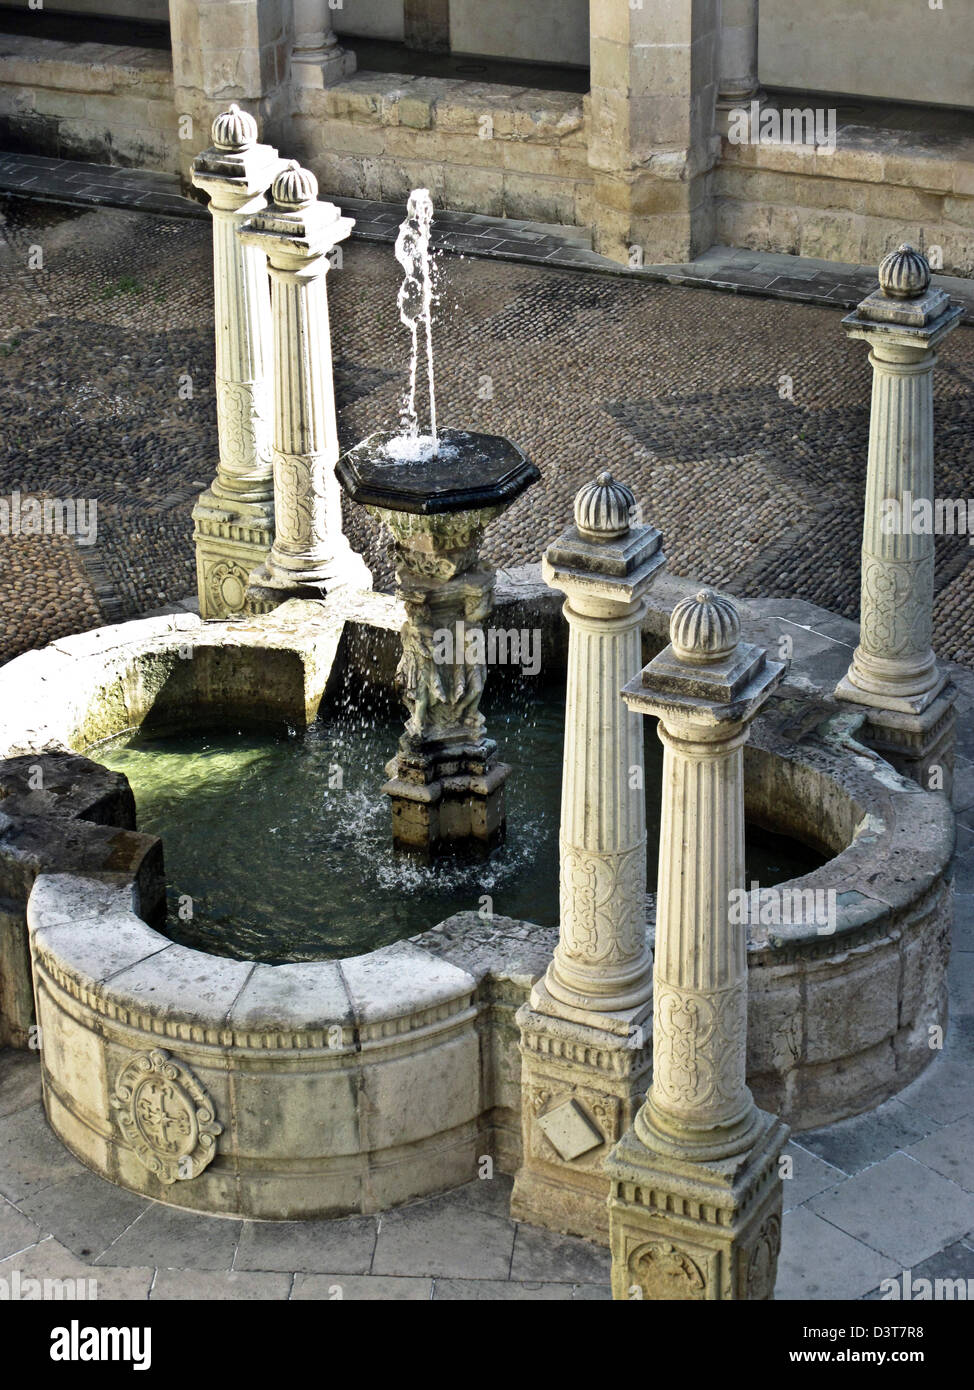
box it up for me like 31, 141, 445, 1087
1, 873, 972, 1303
2, 193, 974, 669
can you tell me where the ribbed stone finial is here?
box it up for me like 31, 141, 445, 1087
574, 471, 635, 541
879, 244, 931, 300
670, 589, 741, 664
211, 103, 258, 152
273, 160, 318, 209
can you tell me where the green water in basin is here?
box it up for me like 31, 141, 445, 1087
97, 683, 825, 964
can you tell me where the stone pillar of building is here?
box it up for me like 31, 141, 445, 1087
606, 588, 789, 1300
587, 0, 720, 266
238, 162, 372, 607
291, 0, 356, 88
168, 0, 291, 185
190, 105, 284, 619
835, 244, 965, 793
716, 0, 761, 133
511, 473, 665, 1242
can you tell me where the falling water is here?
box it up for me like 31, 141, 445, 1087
392, 188, 438, 458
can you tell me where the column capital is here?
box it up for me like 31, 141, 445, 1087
238, 162, 354, 267
844, 243, 965, 351
191, 105, 286, 209
542, 472, 665, 614
623, 589, 784, 730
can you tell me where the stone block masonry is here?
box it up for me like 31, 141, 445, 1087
0, 34, 179, 173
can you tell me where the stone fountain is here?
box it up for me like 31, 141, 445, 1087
338, 429, 538, 855
338, 192, 540, 855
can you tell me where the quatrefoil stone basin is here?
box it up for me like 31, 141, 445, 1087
336, 428, 540, 515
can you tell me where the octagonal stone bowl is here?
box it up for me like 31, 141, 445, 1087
0, 575, 953, 1219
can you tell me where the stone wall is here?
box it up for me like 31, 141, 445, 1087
289, 73, 591, 225
450, 0, 589, 68
0, 33, 179, 170
760, 0, 974, 111
718, 128, 974, 279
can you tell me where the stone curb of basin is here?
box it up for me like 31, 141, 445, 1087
0, 573, 956, 1218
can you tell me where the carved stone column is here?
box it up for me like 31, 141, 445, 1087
238, 162, 371, 606
191, 106, 284, 618
511, 474, 665, 1243
606, 589, 789, 1300
835, 244, 964, 792
291, 0, 356, 87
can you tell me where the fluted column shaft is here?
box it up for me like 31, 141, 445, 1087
209, 200, 275, 501
850, 341, 937, 697
640, 719, 752, 1143
267, 258, 343, 573
548, 595, 652, 1012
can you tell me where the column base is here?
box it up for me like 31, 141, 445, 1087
606, 1108, 789, 1300
510, 998, 652, 1245
715, 89, 765, 140
835, 657, 946, 717
291, 47, 356, 89
192, 488, 275, 619
382, 743, 508, 857
854, 686, 957, 796
246, 550, 372, 614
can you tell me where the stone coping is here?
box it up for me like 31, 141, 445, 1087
28, 874, 478, 1054
0, 30, 173, 93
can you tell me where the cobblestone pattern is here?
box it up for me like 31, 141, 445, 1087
2, 194, 974, 668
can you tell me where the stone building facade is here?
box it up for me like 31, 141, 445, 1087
0, 0, 972, 274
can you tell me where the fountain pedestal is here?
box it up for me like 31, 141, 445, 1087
338, 428, 539, 856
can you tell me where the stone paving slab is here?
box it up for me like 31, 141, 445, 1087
795, 1099, 941, 1178
235, 1217, 377, 1276
15, 1170, 149, 1261
371, 1199, 516, 1280
151, 1269, 294, 1301
806, 1153, 974, 1268
905, 1117, 974, 1194
776, 1207, 896, 1301
94, 1204, 243, 1272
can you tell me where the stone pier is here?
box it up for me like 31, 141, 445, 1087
511, 473, 665, 1242
588, 0, 720, 264
835, 244, 965, 792
191, 105, 283, 619
607, 589, 788, 1300
238, 162, 371, 608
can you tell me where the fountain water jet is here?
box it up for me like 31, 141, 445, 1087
394, 188, 438, 450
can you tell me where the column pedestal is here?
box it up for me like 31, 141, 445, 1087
608, 1110, 787, 1300
512, 992, 652, 1244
